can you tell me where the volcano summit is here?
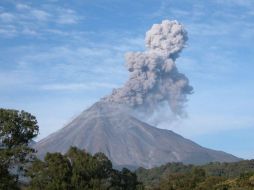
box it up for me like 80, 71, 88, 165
34, 20, 240, 168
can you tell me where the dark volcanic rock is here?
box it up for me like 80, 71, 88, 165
34, 101, 240, 168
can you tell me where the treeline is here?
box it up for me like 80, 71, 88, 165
136, 161, 254, 189
0, 108, 143, 190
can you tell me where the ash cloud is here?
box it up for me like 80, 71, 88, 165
103, 20, 193, 117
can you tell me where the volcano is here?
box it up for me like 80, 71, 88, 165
34, 101, 240, 169
35, 20, 240, 169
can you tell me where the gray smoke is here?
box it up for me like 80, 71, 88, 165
103, 20, 193, 116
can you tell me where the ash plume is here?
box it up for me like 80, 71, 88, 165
104, 20, 193, 116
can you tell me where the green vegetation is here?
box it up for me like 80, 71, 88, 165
27, 147, 143, 190
0, 108, 39, 189
136, 161, 254, 189
1, 107, 254, 190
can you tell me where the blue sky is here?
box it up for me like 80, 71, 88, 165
0, 0, 254, 159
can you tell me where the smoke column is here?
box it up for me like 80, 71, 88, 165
103, 20, 193, 116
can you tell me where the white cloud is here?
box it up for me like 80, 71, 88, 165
31, 9, 50, 21
44, 28, 69, 36
0, 2, 81, 38
22, 28, 38, 36
149, 0, 171, 18
186, 22, 231, 37
0, 70, 36, 87
40, 82, 118, 91
215, 0, 254, 7
2, 34, 142, 89
56, 8, 79, 24
0, 25, 17, 37
16, 3, 31, 10
0, 12, 15, 22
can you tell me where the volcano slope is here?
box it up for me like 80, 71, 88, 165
34, 102, 240, 169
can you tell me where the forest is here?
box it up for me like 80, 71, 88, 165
136, 160, 254, 189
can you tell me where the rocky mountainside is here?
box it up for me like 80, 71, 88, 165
34, 102, 240, 169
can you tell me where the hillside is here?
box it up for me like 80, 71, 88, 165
34, 101, 240, 169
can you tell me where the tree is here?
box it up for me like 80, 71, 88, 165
0, 108, 39, 187
160, 168, 206, 190
27, 147, 143, 190
0, 163, 19, 190
120, 168, 141, 190
66, 147, 97, 189
27, 153, 72, 190
195, 176, 226, 190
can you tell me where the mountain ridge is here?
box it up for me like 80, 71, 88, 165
34, 101, 241, 169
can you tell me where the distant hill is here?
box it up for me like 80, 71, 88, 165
34, 101, 240, 169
